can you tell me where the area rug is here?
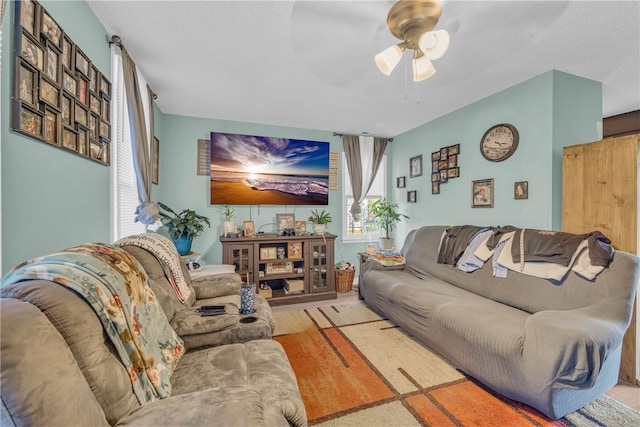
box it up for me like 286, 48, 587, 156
273, 302, 640, 427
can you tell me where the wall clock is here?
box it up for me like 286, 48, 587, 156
480, 123, 519, 162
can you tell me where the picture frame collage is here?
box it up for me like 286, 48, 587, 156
430, 144, 461, 194
13, 0, 112, 165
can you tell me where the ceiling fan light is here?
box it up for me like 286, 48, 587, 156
419, 29, 450, 60
375, 45, 404, 75
413, 55, 436, 82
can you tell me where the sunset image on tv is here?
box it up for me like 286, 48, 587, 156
210, 132, 330, 205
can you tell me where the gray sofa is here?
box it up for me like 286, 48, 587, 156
359, 225, 639, 420
1, 243, 307, 426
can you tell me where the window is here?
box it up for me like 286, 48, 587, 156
342, 153, 387, 242
110, 47, 149, 241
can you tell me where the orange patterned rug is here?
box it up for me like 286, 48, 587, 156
273, 302, 640, 427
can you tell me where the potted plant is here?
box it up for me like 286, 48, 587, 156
158, 202, 211, 255
221, 204, 236, 236
369, 198, 409, 250
308, 209, 332, 234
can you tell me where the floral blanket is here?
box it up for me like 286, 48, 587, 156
1, 243, 185, 405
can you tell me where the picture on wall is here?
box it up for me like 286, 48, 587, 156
472, 178, 494, 208
514, 181, 528, 199
209, 132, 330, 205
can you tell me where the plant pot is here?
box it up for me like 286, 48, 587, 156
313, 223, 326, 234
173, 236, 193, 255
379, 237, 394, 251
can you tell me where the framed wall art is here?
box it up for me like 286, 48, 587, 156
432, 182, 440, 194
288, 242, 303, 259
152, 136, 160, 184
397, 176, 406, 188
276, 214, 295, 232
12, 0, 112, 165
407, 190, 417, 203
472, 178, 494, 208
514, 181, 528, 199
410, 155, 422, 178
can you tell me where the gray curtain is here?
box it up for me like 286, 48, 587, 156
343, 135, 389, 220
117, 38, 159, 224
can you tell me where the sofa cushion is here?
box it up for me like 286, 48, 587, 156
191, 272, 242, 299
1, 280, 140, 425
0, 298, 109, 427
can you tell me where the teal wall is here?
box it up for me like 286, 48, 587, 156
1, 1, 112, 273
389, 70, 601, 244
1, 1, 603, 275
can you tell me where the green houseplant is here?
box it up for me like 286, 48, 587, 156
221, 204, 236, 236
158, 202, 211, 255
369, 198, 409, 250
308, 209, 332, 234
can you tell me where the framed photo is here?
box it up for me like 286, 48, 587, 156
152, 136, 160, 184
448, 154, 457, 168
20, 32, 44, 71
447, 167, 460, 178
276, 213, 295, 232
90, 93, 101, 115
410, 155, 422, 178
431, 172, 440, 182
39, 78, 59, 109
17, 60, 38, 106
18, 0, 37, 35
44, 43, 59, 82
100, 76, 112, 100
78, 77, 88, 105
472, 178, 494, 208
75, 49, 90, 78
17, 103, 43, 138
448, 143, 460, 155
61, 35, 73, 69
243, 221, 255, 237
514, 181, 529, 199
62, 126, 78, 151
63, 69, 77, 95
440, 147, 449, 160
431, 151, 440, 162
43, 108, 58, 146
101, 98, 110, 121
288, 242, 303, 259
89, 140, 105, 161
41, 10, 62, 47
89, 66, 98, 92
61, 93, 73, 125
295, 220, 307, 235
77, 127, 88, 157
407, 190, 417, 203
397, 176, 406, 188
89, 114, 98, 139
99, 120, 111, 142
432, 182, 440, 194
75, 103, 88, 127
439, 169, 448, 183
260, 247, 277, 261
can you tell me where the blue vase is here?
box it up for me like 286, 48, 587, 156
173, 236, 193, 255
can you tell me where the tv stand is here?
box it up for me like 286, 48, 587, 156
220, 233, 337, 306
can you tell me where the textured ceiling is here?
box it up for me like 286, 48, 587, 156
87, 0, 640, 138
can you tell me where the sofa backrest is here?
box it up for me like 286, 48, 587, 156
120, 245, 197, 320
1, 298, 110, 427
401, 225, 640, 315
1, 280, 141, 425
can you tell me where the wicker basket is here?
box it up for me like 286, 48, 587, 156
335, 267, 355, 293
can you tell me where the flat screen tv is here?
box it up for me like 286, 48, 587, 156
210, 132, 330, 205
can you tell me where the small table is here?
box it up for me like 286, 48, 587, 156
180, 251, 202, 264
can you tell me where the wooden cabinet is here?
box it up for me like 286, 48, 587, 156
562, 134, 639, 384
221, 233, 336, 306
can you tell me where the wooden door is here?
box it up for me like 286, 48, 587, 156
562, 134, 639, 384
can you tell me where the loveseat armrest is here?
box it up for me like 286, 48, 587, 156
191, 272, 242, 299
360, 257, 406, 276
522, 302, 629, 391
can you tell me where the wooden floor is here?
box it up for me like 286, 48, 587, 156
272, 287, 640, 412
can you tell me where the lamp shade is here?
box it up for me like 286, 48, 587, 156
413, 55, 436, 81
418, 29, 450, 60
375, 45, 404, 75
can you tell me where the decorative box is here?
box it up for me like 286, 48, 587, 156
266, 261, 293, 274
284, 279, 304, 292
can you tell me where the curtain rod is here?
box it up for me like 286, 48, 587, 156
333, 132, 393, 142
109, 35, 158, 100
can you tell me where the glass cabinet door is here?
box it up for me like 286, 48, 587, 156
229, 244, 253, 283
310, 242, 328, 293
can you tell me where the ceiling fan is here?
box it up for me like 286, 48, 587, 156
374, 0, 450, 82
